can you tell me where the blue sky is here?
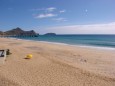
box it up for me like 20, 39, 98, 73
0, 0, 115, 34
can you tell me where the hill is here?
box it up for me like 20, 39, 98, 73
0, 27, 39, 37
44, 33, 56, 36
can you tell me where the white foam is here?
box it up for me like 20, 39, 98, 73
30, 40, 115, 51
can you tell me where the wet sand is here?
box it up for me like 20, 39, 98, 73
0, 38, 115, 86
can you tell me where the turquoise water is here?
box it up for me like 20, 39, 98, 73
16, 35, 115, 48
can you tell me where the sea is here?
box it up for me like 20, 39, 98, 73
14, 35, 115, 50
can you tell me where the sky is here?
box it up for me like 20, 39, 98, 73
0, 0, 115, 34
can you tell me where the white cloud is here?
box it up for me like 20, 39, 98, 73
32, 7, 67, 20
53, 18, 67, 22
59, 10, 66, 13
46, 7, 56, 12
31, 7, 56, 12
38, 22, 115, 34
35, 13, 57, 18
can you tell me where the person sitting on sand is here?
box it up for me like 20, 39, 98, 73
6, 49, 12, 55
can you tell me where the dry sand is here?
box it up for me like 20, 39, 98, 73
0, 38, 115, 86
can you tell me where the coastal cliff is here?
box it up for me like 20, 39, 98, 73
0, 27, 39, 37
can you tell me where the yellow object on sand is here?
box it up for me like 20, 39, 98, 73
26, 54, 33, 59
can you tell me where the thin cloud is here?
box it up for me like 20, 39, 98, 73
38, 22, 115, 34
31, 7, 56, 12
35, 13, 57, 19
32, 7, 66, 20
30, 8, 43, 11
59, 10, 66, 13
53, 18, 67, 22
46, 7, 56, 12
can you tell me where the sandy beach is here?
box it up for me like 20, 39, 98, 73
0, 38, 115, 86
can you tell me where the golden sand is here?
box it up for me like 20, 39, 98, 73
0, 38, 115, 86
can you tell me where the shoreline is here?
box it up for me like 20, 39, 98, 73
0, 38, 115, 86
10, 37, 115, 51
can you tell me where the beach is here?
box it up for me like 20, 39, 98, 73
0, 38, 115, 86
